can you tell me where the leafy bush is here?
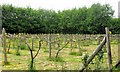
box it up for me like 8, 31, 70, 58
15, 52, 21, 56
20, 44, 27, 50
2, 3, 116, 34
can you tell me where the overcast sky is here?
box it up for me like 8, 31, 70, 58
0, 0, 119, 17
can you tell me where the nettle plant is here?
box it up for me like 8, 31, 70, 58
81, 52, 89, 69
81, 47, 107, 70
92, 47, 107, 70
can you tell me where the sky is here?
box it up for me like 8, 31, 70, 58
0, 0, 120, 17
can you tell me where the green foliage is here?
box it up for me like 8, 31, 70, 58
81, 52, 89, 65
19, 44, 27, 50
7, 51, 11, 54
15, 52, 21, 56
47, 57, 64, 62
69, 51, 82, 56
44, 50, 49, 53
28, 61, 36, 71
54, 57, 64, 62
113, 66, 120, 70
2, 61, 10, 65
90, 47, 107, 70
96, 47, 106, 61
110, 18, 120, 34
2, 3, 117, 34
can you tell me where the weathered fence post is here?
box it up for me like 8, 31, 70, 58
105, 27, 112, 72
15, 34, 20, 55
0, 5, 2, 71
77, 34, 81, 53
70, 34, 72, 46
78, 39, 81, 53
48, 34, 52, 58
2, 28, 8, 64
115, 34, 120, 68
115, 1, 120, 68
118, 34, 120, 62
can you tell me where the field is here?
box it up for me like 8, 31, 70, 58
1, 34, 120, 70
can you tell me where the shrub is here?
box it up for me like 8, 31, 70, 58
20, 44, 27, 50
15, 52, 21, 56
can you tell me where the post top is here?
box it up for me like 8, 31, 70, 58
2, 28, 6, 33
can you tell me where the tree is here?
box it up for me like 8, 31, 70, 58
25, 39, 42, 70
86, 3, 114, 34
2, 3, 115, 34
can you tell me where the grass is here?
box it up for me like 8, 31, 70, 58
2, 61, 10, 66
44, 50, 49, 53
47, 57, 64, 62
1, 47, 96, 70
69, 51, 82, 56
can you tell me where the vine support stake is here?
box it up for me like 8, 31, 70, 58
48, 34, 52, 58
105, 27, 112, 72
2, 28, 8, 64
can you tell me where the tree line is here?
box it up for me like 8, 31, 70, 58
1, 3, 120, 34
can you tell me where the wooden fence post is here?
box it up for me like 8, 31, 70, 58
0, 49, 1, 70
115, 34, 120, 68
78, 39, 81, 53
0, 8, 2, 69
115, 1, 120, 68
70, 34, 73, 52
105, 27, 112, 72
118, 34, 120, 63
48, 34, 52, 58
2, 28, 8, 64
